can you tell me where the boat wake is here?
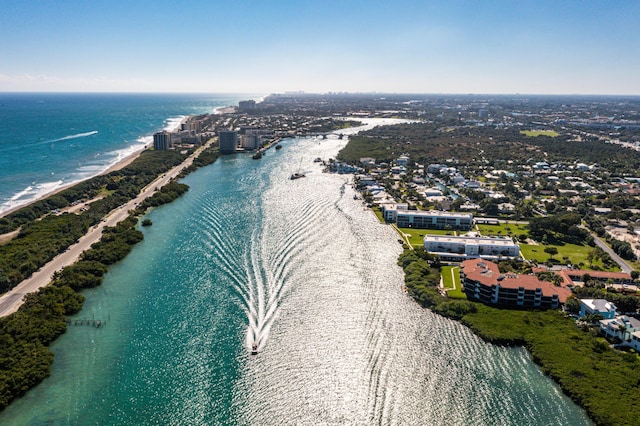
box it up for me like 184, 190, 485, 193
244, 227, 279, 353
198, 148, 341, 355
0, 130, 99, 153
49, 130, 99, 143
199, 190, 298, 355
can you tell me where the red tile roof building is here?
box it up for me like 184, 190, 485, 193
461, 258, 572, 309
532, 267, 632, 287
560, 269, 632, 285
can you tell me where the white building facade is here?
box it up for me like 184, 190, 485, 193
396, 210, 473, 230
424, 235, 520, 261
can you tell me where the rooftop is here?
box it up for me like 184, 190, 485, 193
425, 235, 517, 246
397, 210, 473, 218
461, 258, 572, 303
581, 299, 617, 313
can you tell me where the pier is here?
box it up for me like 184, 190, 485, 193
66, 318, 107, 328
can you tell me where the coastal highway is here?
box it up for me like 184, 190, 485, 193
0, 140, 214, 318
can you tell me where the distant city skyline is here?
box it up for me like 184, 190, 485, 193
1, 0, 639, 95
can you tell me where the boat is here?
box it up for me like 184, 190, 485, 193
251, 343, 259, 355
290, 158, 306, 180
252, 152, 262, 160
275, 144, 282, 150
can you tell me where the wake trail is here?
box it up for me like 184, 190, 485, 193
0, 131, 99, 152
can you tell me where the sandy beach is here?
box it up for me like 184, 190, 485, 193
213, 106, 236, 114
0, 146, 147, 219
0, 136, 215, 317
0, 117, 188, 220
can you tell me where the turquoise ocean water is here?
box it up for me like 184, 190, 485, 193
0, 97, 592, 424
0, 93, 244, 214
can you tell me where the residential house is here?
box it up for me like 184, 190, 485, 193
599, 315, 640, 342
563, 271, 632, 286
630, 331, 640, 351
578, 299, 617, 319
396, 155, 410, 167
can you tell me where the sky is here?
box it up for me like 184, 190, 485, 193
0, 0, 639, 95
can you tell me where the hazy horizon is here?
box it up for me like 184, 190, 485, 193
1, 1, 639, 95
3, 91, 640, 98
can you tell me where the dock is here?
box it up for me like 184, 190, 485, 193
66, 319, 107, 328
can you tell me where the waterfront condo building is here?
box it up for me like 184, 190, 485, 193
381, 203, 409, 222
153, 131, 172, 151
424, 235, 520, 262
241, 134, 260, 150
238, 100, 256, 112
218, 130, 238, 154
460, 258, 571, 309
381, 206, 473, 230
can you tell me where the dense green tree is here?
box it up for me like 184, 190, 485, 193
544, 246, 559, 259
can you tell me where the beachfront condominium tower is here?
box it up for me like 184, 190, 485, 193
153, 131, 172, 151
218, 130, 238, 154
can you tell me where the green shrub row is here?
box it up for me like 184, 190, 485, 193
0, 145, 226, 410
398, 250, 477, 321
0, 217, 140, 410
0, 148, 213, 411
0, 151, 187, 293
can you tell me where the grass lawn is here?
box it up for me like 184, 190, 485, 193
441, 266, 467, 299
372, 207, 385, 223
476, 222, 528, 237
520, 243, 619, 271
520, 130, 560, 137
398, 227, 455, 247
441, 266, 455, 289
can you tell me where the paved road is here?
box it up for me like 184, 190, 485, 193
592, 234, 634, 274
0, 141, 213, 317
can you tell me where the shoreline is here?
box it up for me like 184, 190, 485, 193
0, 133, 215, 317
0, 117, 188, 220
213, 105, 236, 114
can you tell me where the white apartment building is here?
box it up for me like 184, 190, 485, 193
381, 206, 473, 230
424, 235, 520, 261
397, 210, 473, 230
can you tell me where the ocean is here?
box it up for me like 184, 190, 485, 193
0, 93, 246, 215
0, 97, 591, 424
